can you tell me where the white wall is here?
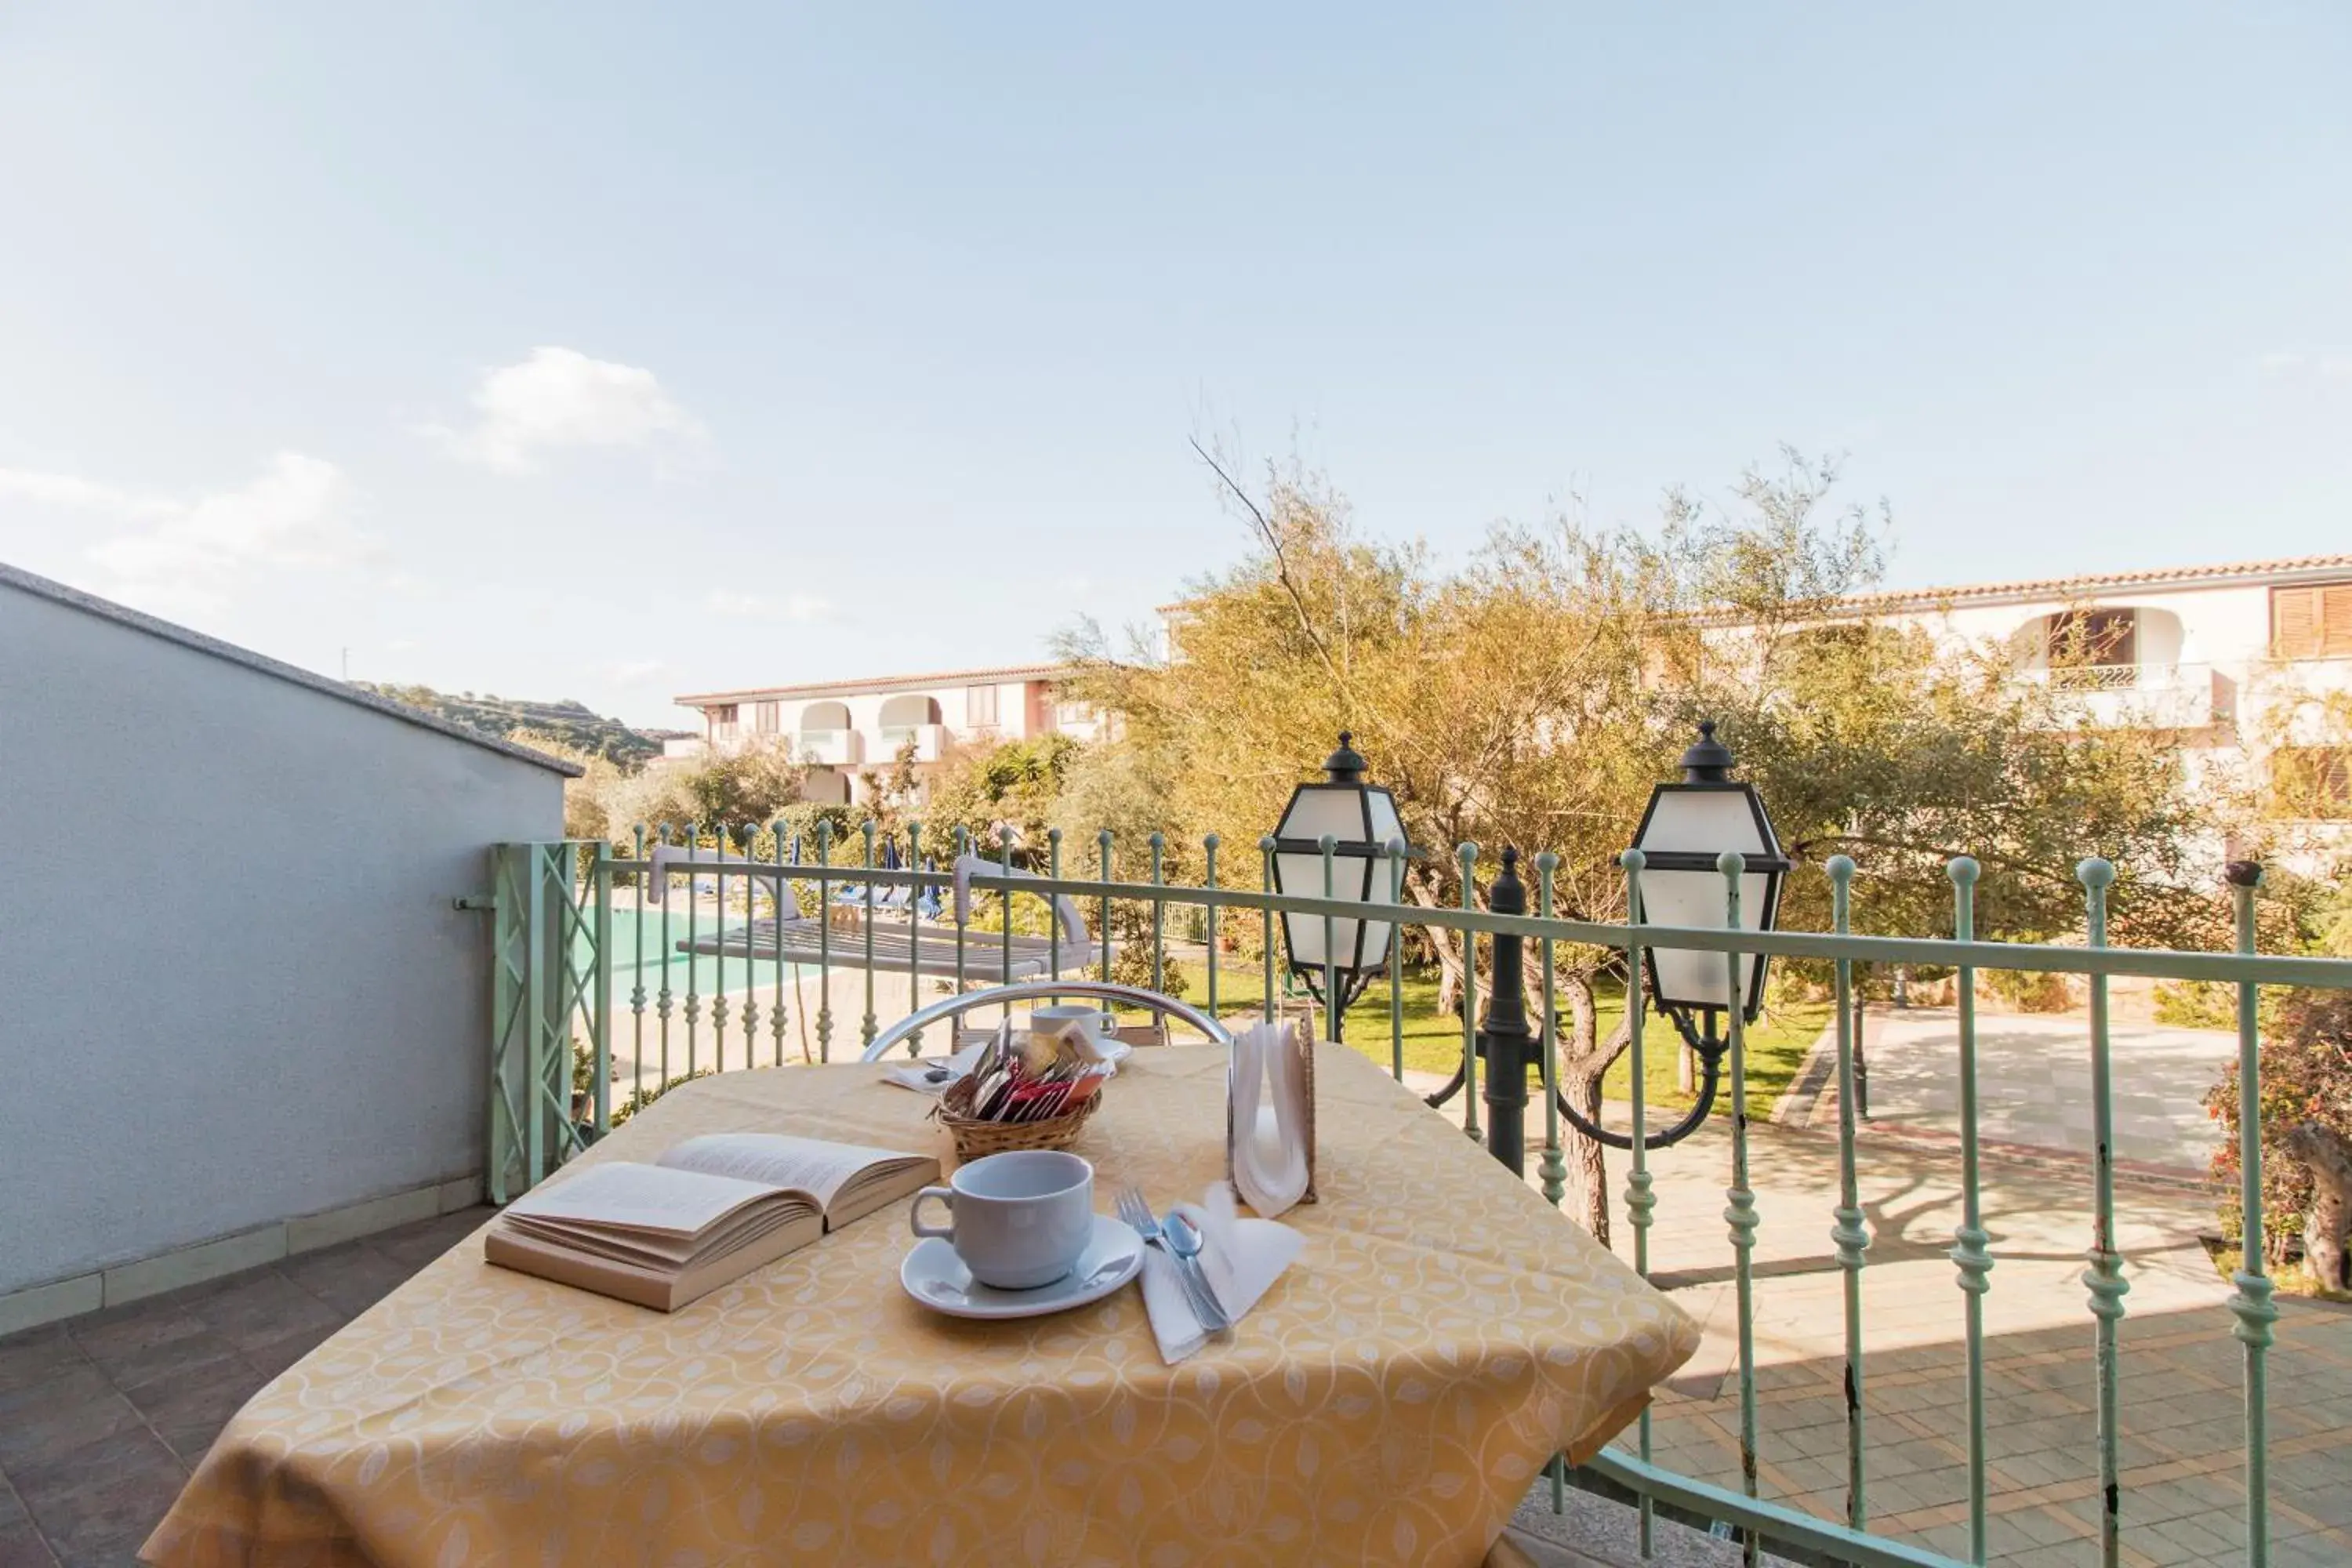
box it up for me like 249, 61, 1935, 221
0, 575, 566, 1295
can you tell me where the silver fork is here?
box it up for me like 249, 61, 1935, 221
1115, 1185, 1231, 1334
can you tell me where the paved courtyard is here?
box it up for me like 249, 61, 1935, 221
1784, 1007, 2238, 1172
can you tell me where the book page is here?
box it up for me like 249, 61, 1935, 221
503, 1162, 779, 1237
658, 1133, 924, 1211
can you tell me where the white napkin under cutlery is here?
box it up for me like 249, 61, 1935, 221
1140, 1184, 1304, 1365
878, 1037, 991, 1094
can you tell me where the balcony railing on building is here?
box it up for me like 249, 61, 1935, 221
792, 728, 861, 765
874, 722, 945, 761
2010, 660, 2228, 726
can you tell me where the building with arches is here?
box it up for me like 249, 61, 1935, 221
670, 662, 1105, 804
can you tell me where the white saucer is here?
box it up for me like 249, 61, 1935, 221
901, 1214, 1144, 1320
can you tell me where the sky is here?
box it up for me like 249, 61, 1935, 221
2, 4, 2347, 728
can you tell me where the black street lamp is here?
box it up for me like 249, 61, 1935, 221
1556, 720, 1791, 1150
1270, 733, 1410, 1032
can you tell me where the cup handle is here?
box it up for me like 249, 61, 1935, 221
909, 1186, 956, 1240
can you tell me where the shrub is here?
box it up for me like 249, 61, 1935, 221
2203, 988, 2352, 1277
2155, 979, 2235, 1030
1984, 966, 2074, 1013
1107, 900, 1191, 1000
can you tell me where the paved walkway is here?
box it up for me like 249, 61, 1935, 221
1785, 1007, 2237, 1172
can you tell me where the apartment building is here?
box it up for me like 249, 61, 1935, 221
1798, 552, 2352, 859
671, 662, 1104, 804
1160, 552, 2352, 855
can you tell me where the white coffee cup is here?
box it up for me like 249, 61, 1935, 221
1029, 1005, 1116, 1046
909, 1149, 1094, 1290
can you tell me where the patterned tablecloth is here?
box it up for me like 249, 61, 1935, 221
145, 1044, 1697, 1567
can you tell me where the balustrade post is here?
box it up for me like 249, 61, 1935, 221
2224, 859, 2277, 1568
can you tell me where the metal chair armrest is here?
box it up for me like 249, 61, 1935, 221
858, 981, 1232, 1062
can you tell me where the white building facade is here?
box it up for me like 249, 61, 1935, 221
1811, 553, 2352, 862
671, 662, 1105, 804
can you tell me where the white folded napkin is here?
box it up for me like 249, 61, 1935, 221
879, 1038, 990, 1094
949, 853, 1091, 949
1228, 1021, 1312, 1218
1054, 1018, 1128, 1075
1139, 1184, 1303, 1365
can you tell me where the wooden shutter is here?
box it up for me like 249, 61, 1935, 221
2325, 584, 2352, 656
2323, 750, 2352, 814
2274, 583, 2352, 657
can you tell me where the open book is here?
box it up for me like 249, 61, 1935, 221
485, 1134, 939, 1311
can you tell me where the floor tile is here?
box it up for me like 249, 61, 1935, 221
186, 1270, 344, 1353
274, 1248, 416, 1319
0, 1334, 88, 1401
0, 1373, 143, 1473
123, 1356, 267, 1467
71, 1324, 240, 1398
0, 1520, 57, 1568
8, 1429, 185, 1567
239, 1322, 337, 1381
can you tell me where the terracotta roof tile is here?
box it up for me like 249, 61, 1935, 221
673, 661, 1080, 706
1822, 552, 2352, 616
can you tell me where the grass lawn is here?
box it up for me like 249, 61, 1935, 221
1184, 959, 1832, 1123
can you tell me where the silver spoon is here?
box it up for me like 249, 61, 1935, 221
1163, 1211, 1232, 1334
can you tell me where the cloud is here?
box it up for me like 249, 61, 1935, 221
0, 452, 377, 618
706, 590, 833, 622
434, 347, 706, 473
0, 466, 179, 518
2257, 350, 2352, 383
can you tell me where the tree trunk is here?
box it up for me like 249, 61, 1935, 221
1553, 971, 1634, 1246
1406, 877, 1472, 1021
2282, 1120, 2352, 1292
1573, 1074, 1609, 1245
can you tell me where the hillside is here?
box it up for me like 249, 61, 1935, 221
358, 684, 666, 768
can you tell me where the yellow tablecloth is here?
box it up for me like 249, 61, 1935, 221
145, 1045, 1697, 1567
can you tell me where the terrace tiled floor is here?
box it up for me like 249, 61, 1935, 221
2, 1114, 2347, 1567
0, 1207, 488, 1567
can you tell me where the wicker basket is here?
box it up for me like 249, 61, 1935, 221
931, 1073, 1101, 1162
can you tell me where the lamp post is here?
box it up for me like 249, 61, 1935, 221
1554, 720, 1791, 1151
1474, 849, 1541, 1174
1269, 733, 1410, 1039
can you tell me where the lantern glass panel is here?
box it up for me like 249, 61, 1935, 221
1355, 787, 1403, 967
1636, 788, 1776, 1013
1272, 786, 1377, 971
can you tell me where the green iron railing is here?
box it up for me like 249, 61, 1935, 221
486, 823, 2350, 1568
485, 841, 610, 1204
